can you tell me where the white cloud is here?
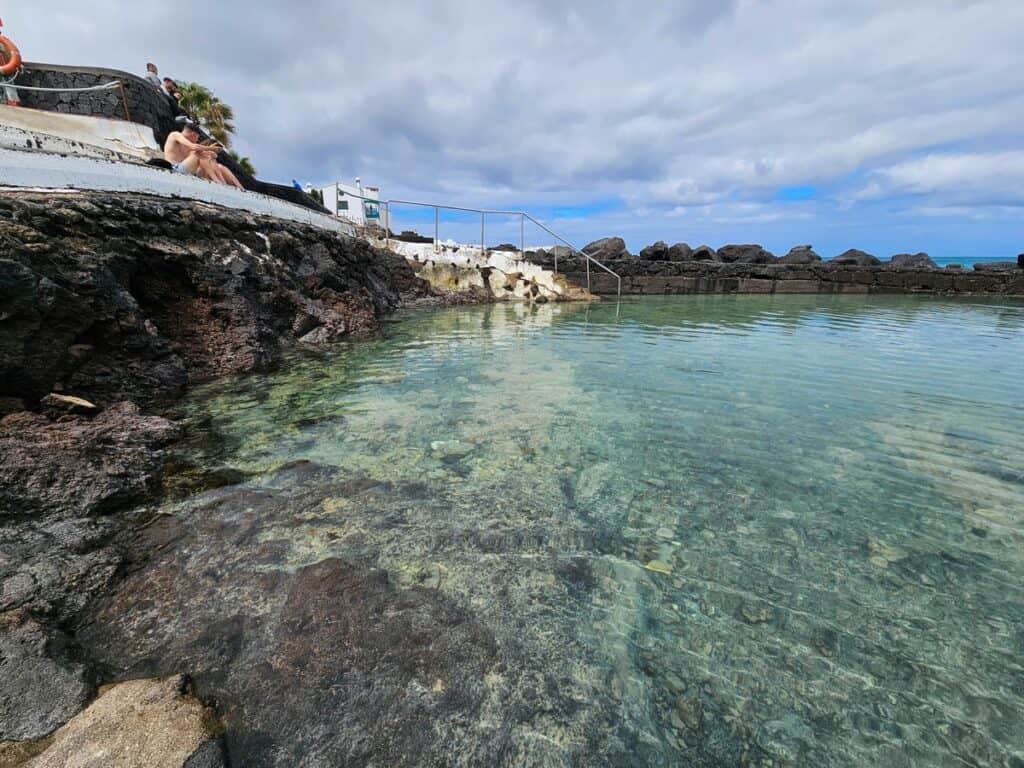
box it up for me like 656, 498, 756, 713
5, 0, 1024, 255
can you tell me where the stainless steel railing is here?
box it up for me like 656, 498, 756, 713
330, 187, 621, 298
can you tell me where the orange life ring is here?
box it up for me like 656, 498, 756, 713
0, 35, 22, 77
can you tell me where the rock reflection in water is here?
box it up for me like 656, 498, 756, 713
79, 296, 1024, 767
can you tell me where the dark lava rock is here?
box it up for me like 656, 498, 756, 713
79, 549, 500, 768
639, 241, 669, 261
667, 242, 693, 262
831, 249, 881, 266
0, 612, 94, 741
184, 740, 228, 768
973, 261, 1021, 272
0, 193, 429, 408
0, 402, 179, 517
582, 237, 630, 260
889, 252, 937, 269
717, 244, 776, 264
779, 245, 821, 264
1018, 253, 1024, 268
691, 245, 719, 261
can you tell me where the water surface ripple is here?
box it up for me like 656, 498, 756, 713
91, 296, 1024, 767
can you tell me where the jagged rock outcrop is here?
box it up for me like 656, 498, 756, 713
691, 245, 718, 261
831, 249, 881, 266
667, 243, 693, 262
582, 237, 630, 260
717, 244, 776, 264
889, 252, 937, 269
0, 192, 429, 410
0, 675, 224, 768
639, 241, 669, 261
779, 245, 821, 264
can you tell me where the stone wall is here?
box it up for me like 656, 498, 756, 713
538, 258, 1024, 297
15, 62, 179, 146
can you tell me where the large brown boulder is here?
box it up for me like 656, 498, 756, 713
582, 237, 630, 260
717, 244, 776, 264
638, 241, 669, 261
889, 252, 937, 269
831, 249, 880, 266
779, 245, 821, 264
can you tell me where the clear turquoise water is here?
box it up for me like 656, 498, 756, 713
166, 296, 1024, 764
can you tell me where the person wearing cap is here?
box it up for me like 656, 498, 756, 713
163, 122, 244, 189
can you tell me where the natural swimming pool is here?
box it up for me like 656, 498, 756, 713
81, 295, 1024, 767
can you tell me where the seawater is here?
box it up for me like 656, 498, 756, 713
158, 296, 1024, 765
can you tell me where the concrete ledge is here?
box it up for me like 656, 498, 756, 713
0, 147, 354, 236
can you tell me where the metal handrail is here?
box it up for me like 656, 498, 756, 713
331, 186, 621, 297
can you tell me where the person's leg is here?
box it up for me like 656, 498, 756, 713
217, 163, 245, 190
196, 154, 226, 183
180, 152, 203, 176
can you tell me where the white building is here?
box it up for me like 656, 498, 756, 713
318, 178, 382, 228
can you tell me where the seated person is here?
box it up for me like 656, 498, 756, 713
163, 123, 244, 190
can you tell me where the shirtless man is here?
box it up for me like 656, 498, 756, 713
163, 124, 244, 190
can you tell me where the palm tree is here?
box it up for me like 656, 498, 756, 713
228, 151, 257, 177
176, 82, 237, 147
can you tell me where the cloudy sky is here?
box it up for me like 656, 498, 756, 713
8, 0, 1024, 257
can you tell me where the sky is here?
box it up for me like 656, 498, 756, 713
6, 0, 1024, 258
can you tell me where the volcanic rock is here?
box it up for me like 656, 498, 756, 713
831, 249, 881, 266
667, 243, 693, 262
0, 193, 429, 409
717, 244, 776, 264
691, 245, 718, 261
0, 613, 93, 742
973, 261, 1021, 272
889, 252, 937, 269
7, 675, 223, 768
582, 237, 630, 260
779, 245, 821, 264
639, 241, 669, 261
0, 402, 179, 518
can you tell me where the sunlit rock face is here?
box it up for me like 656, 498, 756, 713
386, 239, 592, 302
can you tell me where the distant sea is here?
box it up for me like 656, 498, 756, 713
931, 256, 1017, 268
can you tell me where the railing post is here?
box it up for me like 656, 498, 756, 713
480, 212, 485, 257
434, 206, 439, 254
554, 241, 558, 274
586, 254, 591, 293
520, 213, 525, 261
384, 202, 390, 251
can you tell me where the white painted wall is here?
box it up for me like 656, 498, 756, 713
319, 181, 382, 227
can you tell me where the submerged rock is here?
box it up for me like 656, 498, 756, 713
5, 675, 223, 768
0, 613, 93, 742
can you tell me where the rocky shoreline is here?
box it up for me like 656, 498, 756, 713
0, 192, 439, 765
528, 239, 1024, 296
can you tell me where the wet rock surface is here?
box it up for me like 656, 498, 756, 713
0, 613, 93, 743
75, 474, 631, 767
0, 403, 179, 518
2, 675, 223, 768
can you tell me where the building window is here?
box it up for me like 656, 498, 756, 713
338, 201, 349, 210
